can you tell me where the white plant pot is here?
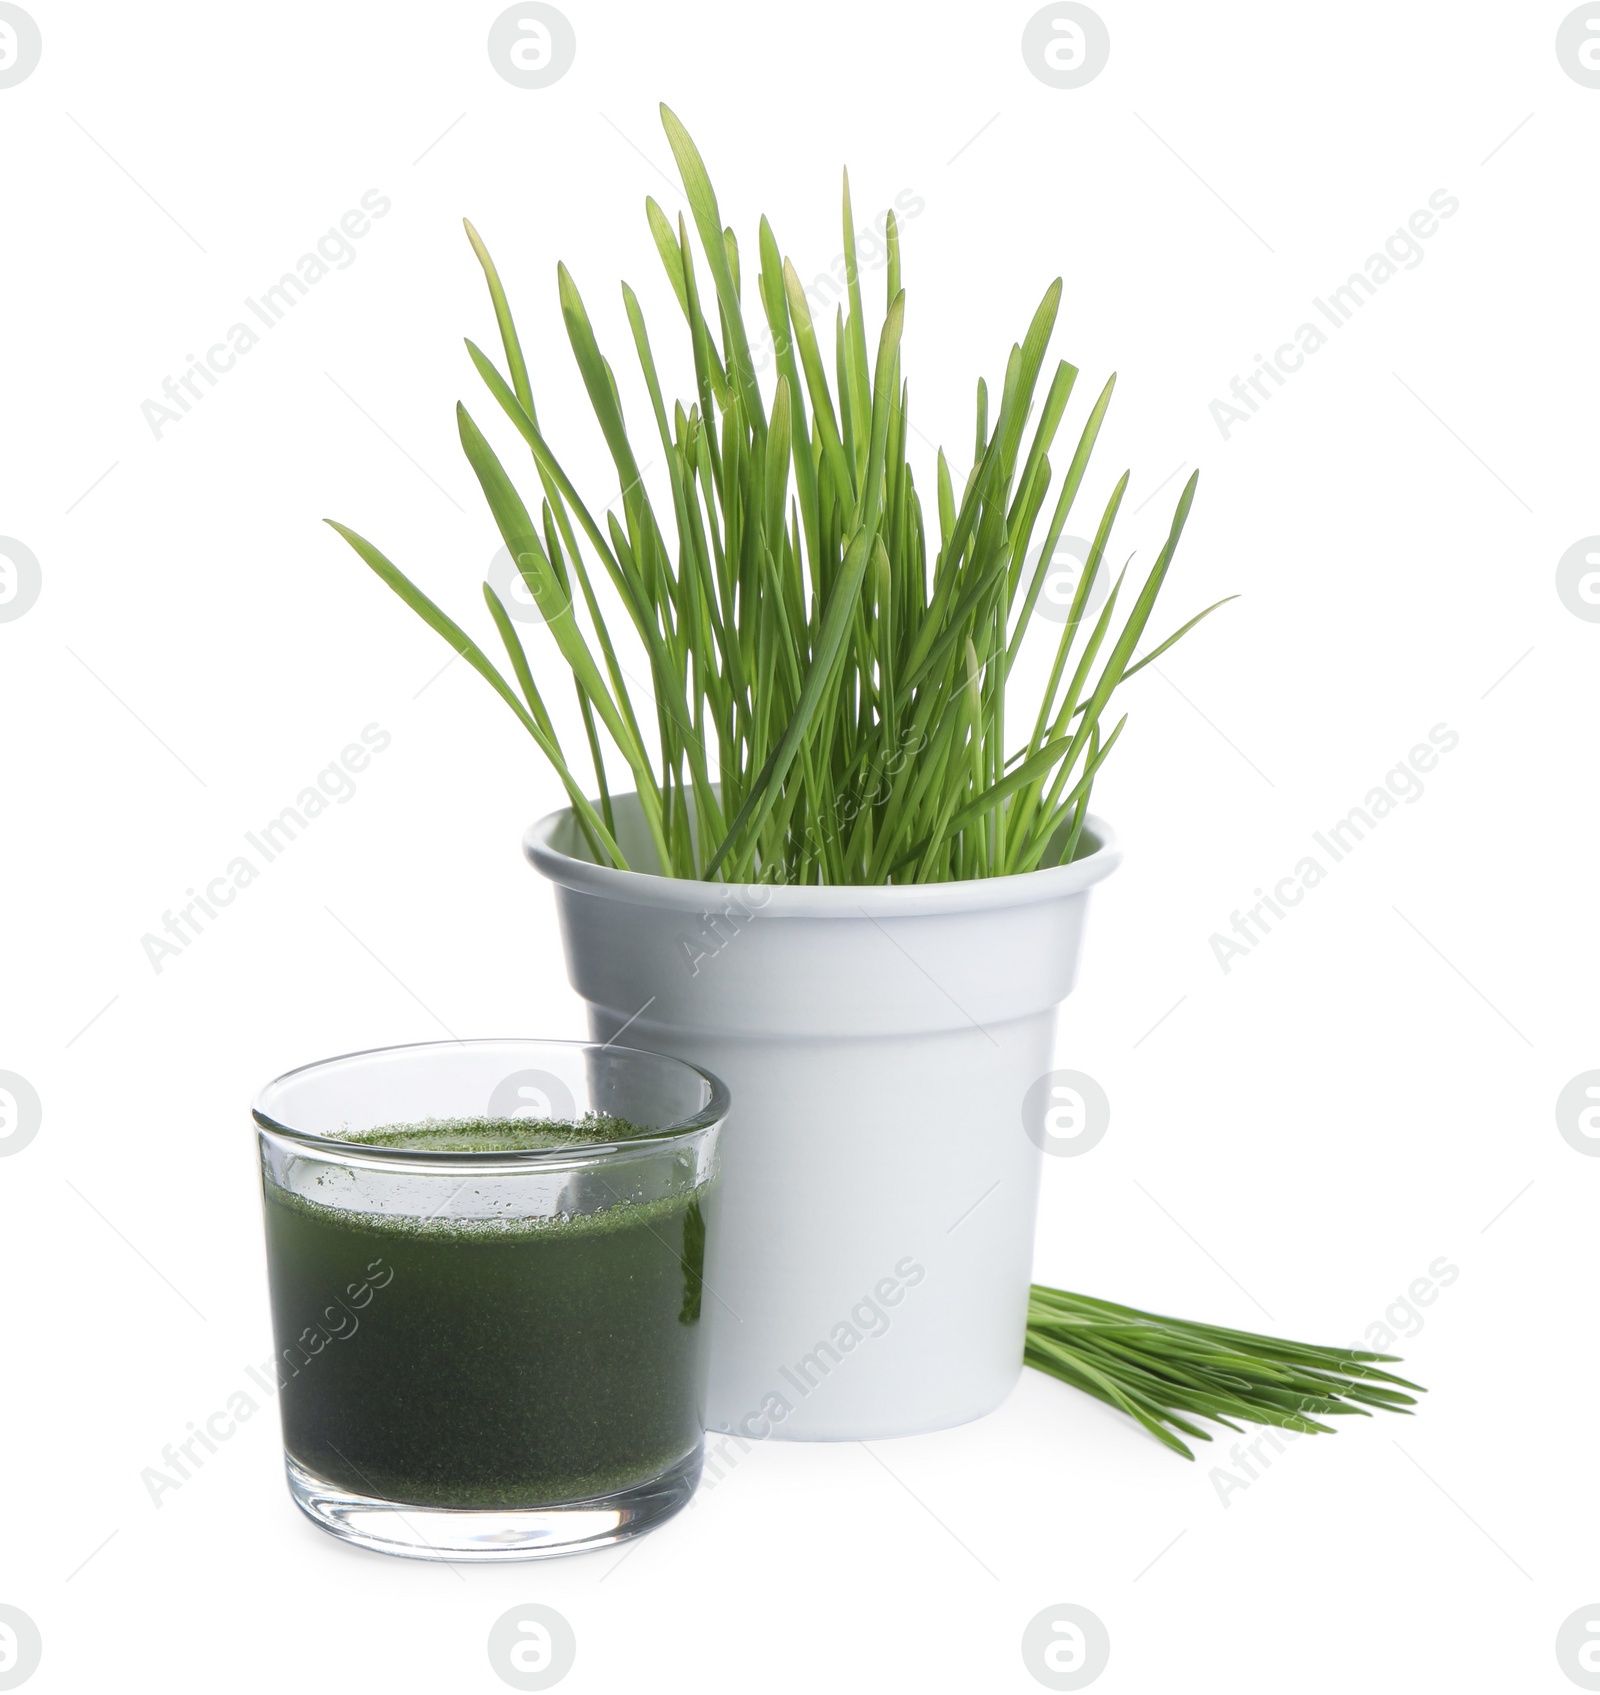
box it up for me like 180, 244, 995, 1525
525, 796, 1121, 1441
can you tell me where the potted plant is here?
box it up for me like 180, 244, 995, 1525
330, 108, 1416, 1451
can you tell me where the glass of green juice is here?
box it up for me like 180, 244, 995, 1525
253, 1038, 726, 1561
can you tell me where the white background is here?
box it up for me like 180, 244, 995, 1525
3, 2, 1596, 1690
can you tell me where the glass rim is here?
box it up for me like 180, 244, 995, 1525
251, 1037, 730, 1165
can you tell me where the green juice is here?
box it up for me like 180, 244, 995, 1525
262, 1117, 710, 1508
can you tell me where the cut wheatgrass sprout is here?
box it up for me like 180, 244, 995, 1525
328, 106, 1418, 1457
1026, 1286, 1423, 1459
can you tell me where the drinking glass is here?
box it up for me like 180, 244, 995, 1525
253, 1038, 725, 1560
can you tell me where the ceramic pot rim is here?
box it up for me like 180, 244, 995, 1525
524, 799, 1121, 917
